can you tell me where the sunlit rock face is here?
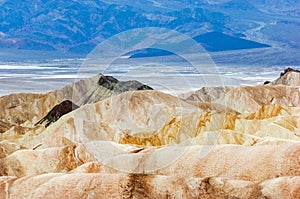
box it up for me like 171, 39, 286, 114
0, 74, 152, 134
0, 92, 60, 133
1, 174, 300, 199
179, 86, 231, 103
182, 85, 300, 113
13, 90, 298, 150
1, 69, 300, 198
271, 67, 300, 86
182, 68, 300, 113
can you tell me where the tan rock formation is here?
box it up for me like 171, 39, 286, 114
2, 89, 300, 156
0, 141, 24, 158
3, 90, 239, 149
1, 146, 84, 177
2, 70, 300, 198
0, 74, 152, 134
1, 174, 299, 199
179, 86, 231, 103
89, 143, 300, 181
2, 141, 299, 182
0, 93, 59, 133
6, 90, 298, 150
181, 85, 300, 113
271, 67, 300, 86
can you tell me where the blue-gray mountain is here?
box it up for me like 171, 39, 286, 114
0, 0, 299, 54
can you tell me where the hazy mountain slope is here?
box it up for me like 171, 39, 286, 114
0, 0, 229, 53
1, 0, 297, 53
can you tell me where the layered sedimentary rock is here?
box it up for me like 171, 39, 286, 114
0, 92, 60, 133
179, 86, 231, 103
35, 100, 79, 127
181, 68, 300, 113
1, 144, 300, 198
4, 90, 299, 150
1, 68, 300, 198
1, 141, 300, 198
271, 67, 300, 86
1, 174, 300, 199
0, 74, 152, 134
54, 74, 153, 106
181, 85, 300, 113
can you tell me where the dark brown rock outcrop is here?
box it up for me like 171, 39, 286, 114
35, 100, 79, 127
98, 75, 153, 93
98, 75, 119, 90
280, 67, 300, 77
271, 67, 300, 86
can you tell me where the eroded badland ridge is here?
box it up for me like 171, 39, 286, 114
1, 69, 300, 198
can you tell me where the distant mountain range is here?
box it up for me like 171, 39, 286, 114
0, 0, 299, 54
130, 32, 270, 58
